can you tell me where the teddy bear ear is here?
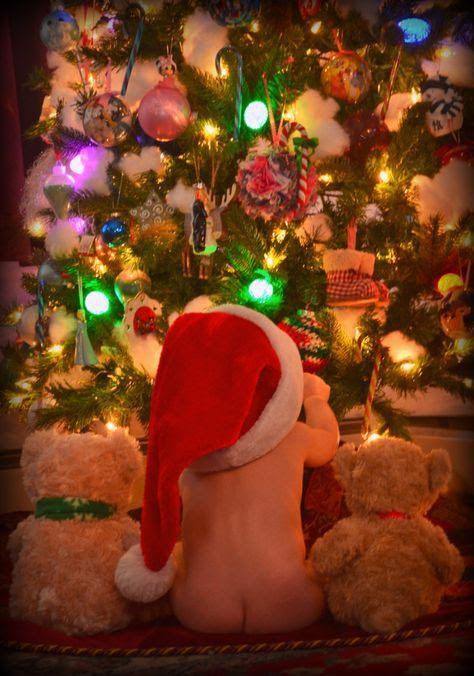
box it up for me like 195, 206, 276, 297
107, 428, 143, 479
21, 429, 58, 468
333, 443, 357, 487
428, 448, 452, 494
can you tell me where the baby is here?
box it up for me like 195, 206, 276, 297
116, 305, 339, 634
172, 373, 339, 633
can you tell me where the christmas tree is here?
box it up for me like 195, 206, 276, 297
1, 0, 473, 440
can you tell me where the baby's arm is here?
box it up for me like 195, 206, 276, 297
300, 373, 340, 467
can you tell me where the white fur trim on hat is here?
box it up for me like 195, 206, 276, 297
323, 249, 362, 272
115, 544, 176, 603
189, 304, 304, 473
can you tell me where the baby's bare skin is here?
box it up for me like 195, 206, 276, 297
170, 374, 339, 633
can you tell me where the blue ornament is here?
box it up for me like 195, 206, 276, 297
396, 17, 432, 45
100, 216, 129, 248
40, 9, 80, 53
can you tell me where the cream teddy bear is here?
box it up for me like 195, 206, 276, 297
8, 427, 168, 636
311, 436, 464, 634
116, 304, 340, 634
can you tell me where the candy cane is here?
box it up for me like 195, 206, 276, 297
120, 4, 145, 97
35, 280, 46, 348
362, 343, 383, 437
279, 121, 311, 214
215, 46, 243, 140
380, 44, 403, 122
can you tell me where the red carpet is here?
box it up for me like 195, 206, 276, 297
0, 468, 473, 663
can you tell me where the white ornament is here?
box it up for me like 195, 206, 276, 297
421, 75, 463, 138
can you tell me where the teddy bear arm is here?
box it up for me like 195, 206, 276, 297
301, 395, 340, 467
310, 520, 362, 576
421, 526, 465, 585
7, 517, 31, 564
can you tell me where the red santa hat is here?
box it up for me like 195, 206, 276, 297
115, 304, 304, 602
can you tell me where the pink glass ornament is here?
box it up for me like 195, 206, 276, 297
138, 58, 191, 142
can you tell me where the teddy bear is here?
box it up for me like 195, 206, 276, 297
8, 426, 169, 636
311, 436, 464, 635
115, 304, 340, 634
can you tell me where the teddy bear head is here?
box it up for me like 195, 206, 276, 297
333, 436, 451, 517
21, 427, 143, 511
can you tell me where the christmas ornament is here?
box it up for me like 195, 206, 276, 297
298, 0, 322, 21
396, 17, 432, 45
121, 292, 163, 377
434, 141, 474, 167
100, 215, 129, 248
114, 269, 152, 305
75, 277, 98, 366
208, 0, 260, 26
215, 46, 243, 140
343, 111, 390, 162
83, 93, 132, 148
40, 9, 80, 53
237, 123, 318, 222
43, 160, 75, 220
133, 305, 157, 335
137, 55, 192, 142
421, 75, 463, 139
278, 309, 331, 374
323, 249, 389, 308
439, 287, 473, 341
74, 310, 99, 365
38, 258, 64, 287
362, 342, 383, 438
182, 183, 236, 278
320, 51, 371, 104
129, 191, 175, 232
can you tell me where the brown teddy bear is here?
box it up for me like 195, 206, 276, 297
311, 436, 464, 635
8, 427, 169, 636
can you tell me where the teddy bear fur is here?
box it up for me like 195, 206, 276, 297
311, 436, 464, 635
8, 427, 169, 636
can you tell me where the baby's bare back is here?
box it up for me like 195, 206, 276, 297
170, 433, 325, 633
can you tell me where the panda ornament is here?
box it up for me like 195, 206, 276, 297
421, 75, 463, 139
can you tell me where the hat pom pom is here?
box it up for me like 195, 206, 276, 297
115, 544, 176, 602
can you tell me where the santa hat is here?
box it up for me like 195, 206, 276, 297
115, 304, 304, 602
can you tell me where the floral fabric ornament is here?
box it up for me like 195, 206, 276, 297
421, 75, 463, 138
236, 125, 318, 223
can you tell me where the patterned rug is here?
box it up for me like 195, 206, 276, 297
1, 468, 473, 674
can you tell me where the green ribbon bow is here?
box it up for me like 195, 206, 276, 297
35, 497, 117, 521
293, 136, 319, 172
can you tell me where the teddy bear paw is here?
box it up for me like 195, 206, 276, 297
361, 607, 408, 635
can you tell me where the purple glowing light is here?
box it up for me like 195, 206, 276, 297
69, 216, 89, 235
70, 153, 86, 175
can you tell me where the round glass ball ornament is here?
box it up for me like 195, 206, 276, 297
83, 93, 132, 147
138, 73, 191, 142
343, 111, 391, 162
100, 216, 129, 248
208, 0, 260, 26
40, 9, 80, 53
114, 269, 152, 304
320, 51, 372, 104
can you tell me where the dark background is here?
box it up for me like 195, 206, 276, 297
1, 1, 50, 263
